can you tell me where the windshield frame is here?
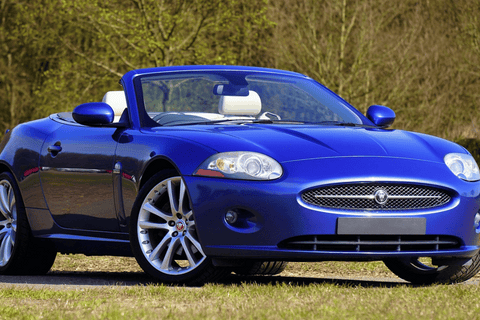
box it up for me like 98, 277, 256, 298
132, 67, 373, 128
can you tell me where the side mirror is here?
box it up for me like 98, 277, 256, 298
73, 102, 114, 125
366, 105, 396, 128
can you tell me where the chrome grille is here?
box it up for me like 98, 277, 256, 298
301, 184, 451, 211
278, 235, 460, 252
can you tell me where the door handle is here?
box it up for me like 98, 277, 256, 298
47, 143, 62, 155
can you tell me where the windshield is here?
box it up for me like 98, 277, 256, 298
135, 70, 365, 127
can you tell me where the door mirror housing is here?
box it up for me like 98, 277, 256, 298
366, 105, 396, 128
73, 102, 114, 125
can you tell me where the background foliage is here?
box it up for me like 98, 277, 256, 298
1, 0, 479, 144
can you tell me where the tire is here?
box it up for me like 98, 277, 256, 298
384, 253, 480, 284
0, 172, 56, 275
130, 170, 227, 285
233, 261, 288, 276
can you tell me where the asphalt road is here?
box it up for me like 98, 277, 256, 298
0, 271, 154, 290
2, 271, 473, 290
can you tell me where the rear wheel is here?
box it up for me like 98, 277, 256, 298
130, 170, 227, 285
384, 253, 480, 284
0, 172, 56, 275
233, 261, 288, 276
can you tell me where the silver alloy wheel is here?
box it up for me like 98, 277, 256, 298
137, 176, 206, 275
0, 180, 16, 267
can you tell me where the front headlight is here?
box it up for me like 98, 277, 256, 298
194, 152, 283, 180
444, 153, 480, 181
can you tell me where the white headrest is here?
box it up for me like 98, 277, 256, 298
218, 91, 261, 116
102, 91, 127, 116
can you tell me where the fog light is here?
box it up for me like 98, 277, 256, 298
225, 210, 238, 224
475, 212, 480, 233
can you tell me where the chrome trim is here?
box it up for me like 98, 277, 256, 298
314, 195, 442, 199
302, 183, 452, 211
113, 162, 122, 174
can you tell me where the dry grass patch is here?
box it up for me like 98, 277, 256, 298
51, 254, 142, 273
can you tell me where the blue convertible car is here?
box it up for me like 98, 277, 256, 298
0, 65, 479, 284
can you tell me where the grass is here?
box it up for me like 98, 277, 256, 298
0, 254, 478, 319
49, 254, 395, 278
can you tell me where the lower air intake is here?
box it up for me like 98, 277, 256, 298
278, 235, 460, 252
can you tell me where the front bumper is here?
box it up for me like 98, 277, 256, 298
185, 156, 480, 261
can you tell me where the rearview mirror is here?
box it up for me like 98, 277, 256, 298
213, 84, 249, 96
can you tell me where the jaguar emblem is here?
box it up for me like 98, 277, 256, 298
374, 189, 388, 205
176, 221, 185, 231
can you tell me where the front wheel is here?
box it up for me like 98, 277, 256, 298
384, 253, 480, 284
0, 172, 56, 275
130, 170, 227, 285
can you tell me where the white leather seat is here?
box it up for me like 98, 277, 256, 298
218, 91, 261, 116
102, 91, 127, 121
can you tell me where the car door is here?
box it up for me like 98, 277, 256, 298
39, 124, 120, 232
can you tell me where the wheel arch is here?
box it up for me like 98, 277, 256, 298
139, 156, 180, 190
0, 162, 15, 178
0, 161, 23, 198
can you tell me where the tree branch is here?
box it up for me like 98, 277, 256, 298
60, 38, 123, 77
86, 15, 139, 70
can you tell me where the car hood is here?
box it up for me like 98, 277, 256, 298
153, 124, 465, 163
